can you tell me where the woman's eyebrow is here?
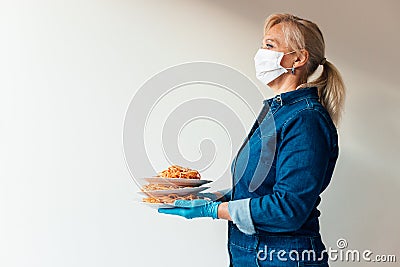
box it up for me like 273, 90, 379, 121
265, 38, 280, 44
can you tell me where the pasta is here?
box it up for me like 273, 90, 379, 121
141, 184, 184, 191
141, 165, 203, 205
157, 165, 201, 179
142, 194, 199, 204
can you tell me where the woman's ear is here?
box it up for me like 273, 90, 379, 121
295, 49, 309, 68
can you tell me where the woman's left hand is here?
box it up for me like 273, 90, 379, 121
158, 199, 221, 219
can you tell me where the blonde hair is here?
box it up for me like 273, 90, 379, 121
264, 13, 345, 125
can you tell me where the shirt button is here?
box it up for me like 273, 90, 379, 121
276, 96, 281, 102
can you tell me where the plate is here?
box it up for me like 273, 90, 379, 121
141, 177, 212, 187
138, 186, 210, 197
139, 202, 176, 209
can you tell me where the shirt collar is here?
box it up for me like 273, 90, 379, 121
263, 87, 319, 106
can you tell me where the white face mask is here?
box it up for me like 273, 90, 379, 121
254, 49, 295, 85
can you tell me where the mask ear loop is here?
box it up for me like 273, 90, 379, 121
282, 51, 297, 74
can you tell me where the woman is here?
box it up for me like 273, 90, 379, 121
159, 13, 345, 267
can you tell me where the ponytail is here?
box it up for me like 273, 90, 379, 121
309, 61, 346, 126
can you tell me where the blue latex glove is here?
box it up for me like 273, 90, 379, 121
196, 192, 220, 201
197, 190, 229, 202
158, 199, 221, 219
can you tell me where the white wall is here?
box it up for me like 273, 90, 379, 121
1, 0, 399, 266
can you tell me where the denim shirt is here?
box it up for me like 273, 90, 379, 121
227, 87, 338, 236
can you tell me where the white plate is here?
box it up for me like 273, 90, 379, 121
139, 202, 176, 209
140, 177, 212, 187
138, 186, 210, 197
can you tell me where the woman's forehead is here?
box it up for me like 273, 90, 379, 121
264, 23, 285, 41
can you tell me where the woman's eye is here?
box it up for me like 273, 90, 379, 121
266, 43, 274, 48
